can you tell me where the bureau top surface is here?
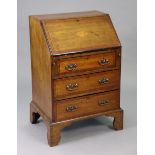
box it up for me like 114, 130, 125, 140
32, 11, 121, 55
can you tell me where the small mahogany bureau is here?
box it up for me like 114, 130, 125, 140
29, 11, 123, 147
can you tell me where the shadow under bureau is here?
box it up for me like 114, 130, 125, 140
29, 11, 123, 147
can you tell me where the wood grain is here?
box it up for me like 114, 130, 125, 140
57, 51, 116, 74
30, 101, 123, 147
54, 70, 120, 100
56, 90, 120, 121
33, 10, 106, 20
29, 11, 123, 147
29, 16, 52, 119
43, 15, 121, 54
52, 48, 121, 79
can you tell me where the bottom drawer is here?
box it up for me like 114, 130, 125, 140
56, 90, 120, 121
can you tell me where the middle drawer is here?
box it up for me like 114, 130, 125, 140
54, 70, 120, 100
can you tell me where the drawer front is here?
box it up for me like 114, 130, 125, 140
56, 51, 117, 75
54, 70, 120, 100
56, 90, 120, 121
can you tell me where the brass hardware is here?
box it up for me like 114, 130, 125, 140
98, 100, 109, 106
98, 78, 109, 84
66, 105, 78, 112
66, 83, 78, 91
98, 59, 109, 65
65, 64, 77, 71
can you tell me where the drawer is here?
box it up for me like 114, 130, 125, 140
56, 90, 120, 121
55, 51, 117, 75
54, 70, 120, 100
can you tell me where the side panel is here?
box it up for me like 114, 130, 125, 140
29, 16, 52, 120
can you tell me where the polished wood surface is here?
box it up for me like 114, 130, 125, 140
52, 48, 121, 78
57, 50, 116, 74
29, 16, 52, 119
54, 70, 120, 100
29, 11, 123, 147
43, 15, 120, 54
33, 11, 106, 20
56, 90, 120, 121
30, 101, 123, 147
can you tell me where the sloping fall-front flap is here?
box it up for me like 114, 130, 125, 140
41, 12, 121, 55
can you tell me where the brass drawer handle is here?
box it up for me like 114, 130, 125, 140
98, 100, 109, 106
66, 105, 78, 112
98, 78, 109, 84
98, 59, 109, 65
66, 83, 78, 91
65, 64, 77, 71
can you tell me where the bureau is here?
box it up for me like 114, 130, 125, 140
29, 11, 123, 147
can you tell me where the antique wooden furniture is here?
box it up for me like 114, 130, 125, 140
29, 11, 123, 147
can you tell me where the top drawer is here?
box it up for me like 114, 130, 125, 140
54, 50, 120, 76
